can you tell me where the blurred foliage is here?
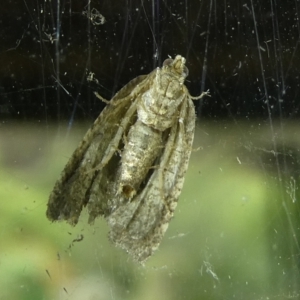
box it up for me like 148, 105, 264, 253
0, 121, 300, 300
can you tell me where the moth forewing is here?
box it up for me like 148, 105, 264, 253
47, 55, 209, 263
47, 75, 147, 224
166, 98, 197, 208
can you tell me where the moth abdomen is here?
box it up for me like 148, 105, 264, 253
117, 120, 162, 198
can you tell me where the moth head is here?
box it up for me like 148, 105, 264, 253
155, 57, 187, 100
162, 55, 189, 80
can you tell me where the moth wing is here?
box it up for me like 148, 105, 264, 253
47, 74, 149, 225
108, 96, 196, 262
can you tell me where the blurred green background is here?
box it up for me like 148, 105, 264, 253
1, 120, 300, 300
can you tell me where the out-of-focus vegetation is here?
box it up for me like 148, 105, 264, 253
1, 121, 300, 300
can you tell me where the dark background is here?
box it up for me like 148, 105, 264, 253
1, 0, 299, 121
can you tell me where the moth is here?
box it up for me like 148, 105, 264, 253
47, 55, 209, 262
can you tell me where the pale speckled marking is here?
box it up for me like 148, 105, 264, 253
47, 55, 209, 263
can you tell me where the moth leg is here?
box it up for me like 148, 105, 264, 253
188, 89, 210, 100
94, 91, 111, 104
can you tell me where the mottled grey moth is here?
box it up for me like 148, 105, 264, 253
47, 55, 209, 262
